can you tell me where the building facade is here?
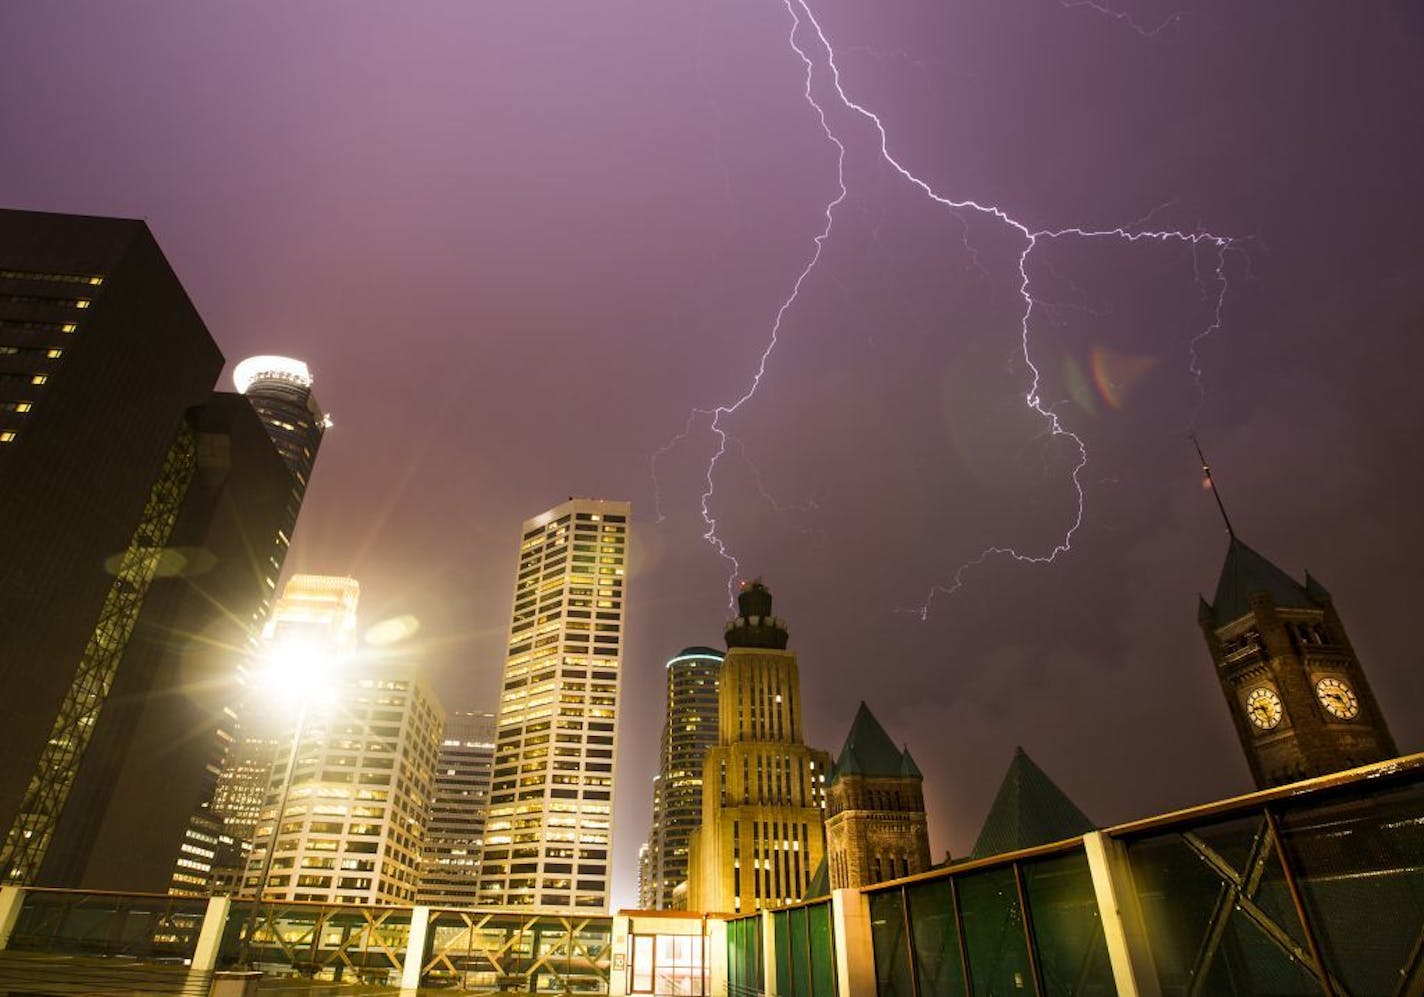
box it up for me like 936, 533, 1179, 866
688, 582, 830, 914
241, 575, 444, 905
418, 710, 497, 906
824, 703, 931, 890
647, 646, 722, 909
0, 211, 316, 892
475, 498, 631, 912
1201, 536, 1397, 789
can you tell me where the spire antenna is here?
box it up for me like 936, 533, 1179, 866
1191, 434, 1236, 539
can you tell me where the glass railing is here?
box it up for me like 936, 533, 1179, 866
863, 754, 1424, 997
865, 842, 1114, 996
770, 898, 837, 997
1120, 768, 1424, 995
6, 888, 210, 962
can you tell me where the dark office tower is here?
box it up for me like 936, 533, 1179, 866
419, 711, 498, 906
648, 647, 722, 909
42, 393, 295, 892
0, 210, 224, 886
0, 210, 315, 893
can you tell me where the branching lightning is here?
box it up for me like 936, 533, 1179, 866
1058, 0, 1187, 37
657, 0, 1241, 613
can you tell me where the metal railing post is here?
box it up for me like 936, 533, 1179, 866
191, 895, 231, 974
0, 886, 24, 949
1083, 832, 1161, 997
401, 905, 431, 992
830, 889, 876, 997
760, 909, 779, 997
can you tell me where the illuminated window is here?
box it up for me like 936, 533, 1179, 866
0, 432, 15, 442
30, 375, 46, 385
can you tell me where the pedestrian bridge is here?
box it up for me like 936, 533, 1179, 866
0, 753, 1418, 995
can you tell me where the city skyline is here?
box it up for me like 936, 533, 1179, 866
1, 2, 1422, 909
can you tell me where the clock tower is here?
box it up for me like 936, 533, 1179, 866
1195, 443, 1397, 789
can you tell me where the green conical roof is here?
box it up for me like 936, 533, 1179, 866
834, 702, 908, 778
1208, 537, 1314, 625
803, 857, 830, 900
970, 748, 1094, 859
900, 748, 922, 778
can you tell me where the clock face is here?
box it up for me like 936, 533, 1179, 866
1245, 687, 1284, 730
1316, 677, 1359, 720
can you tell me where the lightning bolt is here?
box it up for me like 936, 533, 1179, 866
658, 0, 1240, 613
1058, 0, 1188, 37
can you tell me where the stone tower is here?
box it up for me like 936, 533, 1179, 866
824, 703, 931, 889
687, 581, 831, 914
1200, 536, 1397, 789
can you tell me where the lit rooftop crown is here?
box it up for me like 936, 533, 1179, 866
724, 578, 789, 650
233, 355, 313, 394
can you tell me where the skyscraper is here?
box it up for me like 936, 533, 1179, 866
419, 710, 497, 906
0, 210, 311, 890
647, 646, 722, 908
476, 498, 631, 912
688, 582, 831, 914
241, 575, 444, 905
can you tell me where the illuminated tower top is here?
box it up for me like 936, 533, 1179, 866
724, 579, 789, 650
263, 573, 360, 649
233, 355, 329, 495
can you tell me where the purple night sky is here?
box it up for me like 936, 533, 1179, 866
4, 0, 1422, 906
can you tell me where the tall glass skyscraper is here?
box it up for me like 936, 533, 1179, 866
0, 211, 313, 893
476, 498, 630, 912
648, 647, 722, 908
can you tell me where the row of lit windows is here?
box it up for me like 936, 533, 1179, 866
1, 293, 90, 309
0, 269, 104, 286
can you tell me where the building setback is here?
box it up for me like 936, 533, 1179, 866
241, 575, 444, 905
418, 710, 497, 906
647, 646, 722, 908
476, 498, 631, 912
688, 582, 831, 914
0, 210, 312, 890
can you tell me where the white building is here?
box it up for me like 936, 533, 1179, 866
475, 498, 630, 911
241, 575, 444, 905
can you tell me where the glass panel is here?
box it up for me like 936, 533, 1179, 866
808, 901, 837, 997
869, 889, 914, 997
789, 907, 812, 997
1127, 817, 1324, 996
905, 877, 967, 997
957, 866, 1034, 997
631, 934, 654, 993
1021, 852, 1113, 996
773, 910, 792, 997
1279, 781, 1424, 997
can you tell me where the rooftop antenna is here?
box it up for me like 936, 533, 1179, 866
1191, 433, 1236, 539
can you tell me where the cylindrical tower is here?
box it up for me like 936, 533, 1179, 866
232, 355, 328, 496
